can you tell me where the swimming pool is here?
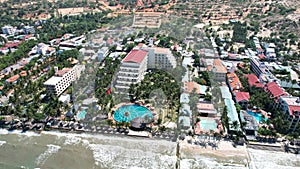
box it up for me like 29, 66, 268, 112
77, 110, 87, 120
113, 105, 153, 123
200, 119, 217, 131
246, 111, 268, 123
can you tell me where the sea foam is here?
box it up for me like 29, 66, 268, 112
35, 144, 61, 166
0, 140, 6, 146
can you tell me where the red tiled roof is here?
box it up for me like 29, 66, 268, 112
258, 54, 266, 59
236, 92, 250, 102
237, 63, 244, 68
106, 38, 113, 45
137, 43, 144, 47
6, 74, 20, 83
288, 105, 300, 116
257, 47, 264, 52
265, 82, 287, 98
20, 71, 27, 77
184, 82, 201, 94
227, 73, 243, 93
122, 50, 148, 64
246, 74, 263, 88
5, 42, 20, 48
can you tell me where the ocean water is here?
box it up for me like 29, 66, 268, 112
0, 129, 176, 169
0, 129, 299, 169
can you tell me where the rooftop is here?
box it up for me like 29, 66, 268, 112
220, 86, 232, 99
180, 93, 190, 104
197, 102, 215, 110
6, 74, 20, 83
246, 74, 263, 88
184, 82, 199, 93
224, 98, 240, 128
265, 82, 287, 98
44, 76, 62, 85
236, 92, 250, 102
122, 49, 148, 64
227, 73, 243, 92
213, 59, 227, 73
55, 68, 72, 76
281, 96, 300, 106
154, 47, 170, 54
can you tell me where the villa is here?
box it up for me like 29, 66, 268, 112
197, 102, 217, 118
235, 92, 250, 109
245, 74, 263, 88
226, 72, 243, 93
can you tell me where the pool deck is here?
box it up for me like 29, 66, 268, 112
250, 109, 271, 119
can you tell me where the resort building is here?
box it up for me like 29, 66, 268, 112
141, 47, 177, 70
245, 74, 263, 88
197, 102, 217, 117
97, 47, 109, 61
212, 59, 227, 82
183, 82, 208, 95
277, 96, 300, 132
235, 92, 250, 110
264, 81, 288, 102
220, 85, 240, 131
115, 49, 148, 93
250, 57, 277, 83
240, 110, 258, 139
44, 65, 85, 96
226, 72, 243, 93
1, 25, 16, 35
23, 26, 35, 34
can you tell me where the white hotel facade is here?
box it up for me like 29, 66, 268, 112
115, 47, 177, 93
142, 47, 177, 69
44, 65, 85, 96
115, 49, 148, 93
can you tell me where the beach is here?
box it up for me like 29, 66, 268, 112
1, 129, 300, 169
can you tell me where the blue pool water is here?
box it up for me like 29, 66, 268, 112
246, 111, 268, 123
77, 110, 87, 120
200, 119, 217, 131
114, 105, 153, 123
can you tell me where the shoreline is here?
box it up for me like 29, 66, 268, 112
0, 127, 177, 142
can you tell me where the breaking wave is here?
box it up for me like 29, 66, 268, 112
35, 144, 61, 166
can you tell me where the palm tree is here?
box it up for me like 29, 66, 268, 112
231, 120, 239, 131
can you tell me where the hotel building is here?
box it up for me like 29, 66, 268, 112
142, 47, 177, 69
278, 96, 300, 132
115, 49, 148, 93
44, 65, 85, 96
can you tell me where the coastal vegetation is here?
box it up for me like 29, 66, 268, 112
129, 69, 181, 122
